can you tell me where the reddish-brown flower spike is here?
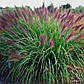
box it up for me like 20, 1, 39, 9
0, 20, 8, 28
65, 32, 76, 42
37, 8, 43, 20
66, 20, 71, 26
60, 13, 67, 22
49, 40, 54, 48
74, 14, 84, 23
67, 15, 74, 23
73, 24, 83, 31
2, 14, 12, 24
69, 18, 74, 28
8, 10, 17, 23
9, 50, 22, 61
60, 18, 64, 23
22, 10, 27, 21
66, 9, 71, 18
60, 13, 66, 19
22, 6, 27, 14
2, 13, 16, 27
6, 39, 17, 46
0, 15, 8, 24
61, 23, 68, 35
74, 33, 84, 41
40, 34, 46, 46
67, 15, 71, 20
79, 26, 84, 32
6, 27, 17, 36
0, 15, 8, 22
17, 24, 27, 35
14, 10, 20, 19
66, 15, 73, 26
57, 13, 61, 21
66, 64, 74, 71
15, 6, 22, 18
45, 7, 47, 19
22, 7, 29, 21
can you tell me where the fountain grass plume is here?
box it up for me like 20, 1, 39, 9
0, 3, 84, 84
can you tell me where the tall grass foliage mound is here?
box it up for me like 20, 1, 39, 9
0, 4, 84, 84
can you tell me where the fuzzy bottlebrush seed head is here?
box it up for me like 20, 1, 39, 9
49, 40, 54, 48
8, 50, 22, 61
40, 34, 46, 46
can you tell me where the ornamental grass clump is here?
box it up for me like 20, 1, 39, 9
0, 4, 84, 84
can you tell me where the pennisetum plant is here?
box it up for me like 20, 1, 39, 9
0, 3, 84, 84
